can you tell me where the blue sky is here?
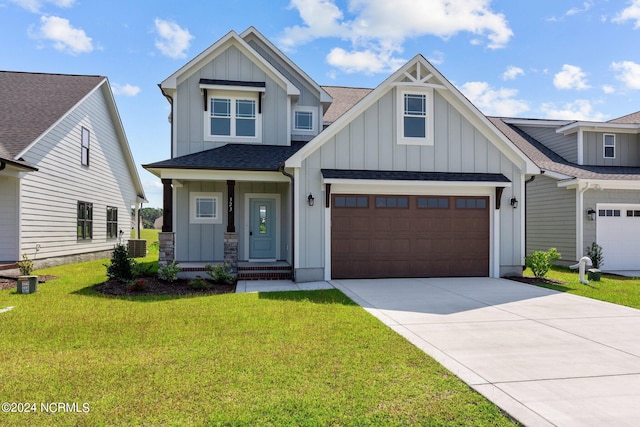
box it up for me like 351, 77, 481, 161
2, 0, 640, 207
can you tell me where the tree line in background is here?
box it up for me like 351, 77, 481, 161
132, 207, 163, 229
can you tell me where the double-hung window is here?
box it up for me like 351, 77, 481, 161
208, 92, 260, 141
81, 127, 90, 166
397, 88, 434, 145
603, 134, 615, 159
106, 207, 118, 239
77, 201, 93, 240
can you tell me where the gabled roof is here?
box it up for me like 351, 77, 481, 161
0, 71, 104, 169
143, 141, 307, 174
160, 30, 299, 97
286, 54, 538, 174
489, 117, 640, 181
321, 86, 372, 125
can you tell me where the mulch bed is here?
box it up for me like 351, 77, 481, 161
504, 276, 566, 286
0, 275, 58, 291
93, 276, 236, 296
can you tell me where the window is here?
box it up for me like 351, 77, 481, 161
599, 209, 620, 217
455, 198, 487, 209
293, 107, 316, 132
627, 210, 640, 217
397, 88, 434, 145
375, 197, 409, 208
81, 127, 90, 166
77, 201, 93, 240
604, 134, 615, 159
106, 207, 118, 239
417, 197, 449, 209
334, 196, 368, 208
207, 92, 261, 141
190, 192, 222, 224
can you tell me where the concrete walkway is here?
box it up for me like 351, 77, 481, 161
332, 277, 640, 427
235, 280, 333, 293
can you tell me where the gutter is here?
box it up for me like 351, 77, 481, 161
279, 163, 295, 282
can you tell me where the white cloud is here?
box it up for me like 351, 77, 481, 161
540, 100, 606, 121
32, 15, 93, 55
111, 83, 141, 97
460, 81, 529, 116
502, 65, 524, 81
427, 50, 445, 65
154, 18, 193, 59
10, 0, 74, 13
281, 0, 513, 74
327, 47, 406, 74
566, 1, 593, 16
613, 0, 640, 28
602, 85, 616, 94
611, 60, 640, 89
553, 64, 590, 90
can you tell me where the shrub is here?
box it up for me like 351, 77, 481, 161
586, 242, 604, 269
105, 244, 136, 283
205, 262, 235, 285
189, 276, 211, 290
158, 260, 181, 283
525, 247, 561, 279
17, 253, 34, 276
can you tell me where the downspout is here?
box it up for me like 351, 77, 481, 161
158, 85, 174, 158
523, 174, 536, 270
577, 182, 591, 263
279, 163, 295, 282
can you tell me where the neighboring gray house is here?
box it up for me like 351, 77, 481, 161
0, 71, 146, 268
491, 115, 640, 271
144, 27, 538, 281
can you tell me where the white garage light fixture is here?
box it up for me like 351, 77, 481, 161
587, 208, 596, 221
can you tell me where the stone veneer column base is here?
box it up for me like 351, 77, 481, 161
158, 232, 175, 267
224, 232, 239, 275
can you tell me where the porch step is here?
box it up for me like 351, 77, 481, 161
238, 263, 293, 281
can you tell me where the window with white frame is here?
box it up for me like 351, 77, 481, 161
206, 91, 261, 142
190, 192, 222, 224
397, 88, 434, 145
603, 134, 615, 159
81, 127, 90, 166
293, 107, 316, 133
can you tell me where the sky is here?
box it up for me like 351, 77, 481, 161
2, 0, 640, 208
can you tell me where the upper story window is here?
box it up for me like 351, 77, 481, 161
397, 88, 434, 145
603, 134, 615, 159
204, 89, 262, 143
81, 127, 90, 166
293, 107, 317, 134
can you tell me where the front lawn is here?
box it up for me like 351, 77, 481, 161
0, 251, 515, 426
523, 266, 640, 309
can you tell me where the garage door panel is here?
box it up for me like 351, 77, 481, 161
332, 194, 489, 278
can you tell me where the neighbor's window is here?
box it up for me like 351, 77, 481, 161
106, 206, 118, 239
190, 192, 222, 224
81, 127, 90, 166
77, 201, 93, 240
603, 134, 615, 159
397, 88, 434, 145
208, 92, 260, 140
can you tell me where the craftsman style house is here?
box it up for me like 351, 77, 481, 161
0, 71, 146, 268
144, 27, 538, 281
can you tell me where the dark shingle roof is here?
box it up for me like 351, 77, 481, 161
489, 117, 640, 180
0, 71, 104, 163
143, 141, 307, 171
322, 169, 511, 183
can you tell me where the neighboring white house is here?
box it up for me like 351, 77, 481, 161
491, 115, 640, 271
143, 27, 538, 281
0, 71, 146, 268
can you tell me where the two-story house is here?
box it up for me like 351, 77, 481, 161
491, 115, 640, 271
143, 27, 538, 282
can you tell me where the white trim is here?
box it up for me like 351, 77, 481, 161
541, 170, 573, 180
577, 129, 584, 165
150, 169, 290, 183
324, 184, 331, 281
204, 91, 262, 143
520, 177, 526, 271
603, 133, 616, 159
292, 106, 317, 133
557, 121, 640, 135
294, 168, 301, 271
189, 192, 223, 224
576, 183, 589, 261
558, 179, 640, 190
396, 87, 434, 146
199, 83, 265, 92
244, 193, 281, 261
323, 178, 511, 190
492, 205, 500, 278
503, 118, 572, 127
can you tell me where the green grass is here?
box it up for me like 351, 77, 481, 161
524, 266, 640, 309
0, 237, 515, 426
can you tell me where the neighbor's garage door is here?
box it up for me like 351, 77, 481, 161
331, 195, 489, 278
596, 204, 640, 270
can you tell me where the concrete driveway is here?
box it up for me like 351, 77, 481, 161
332, 277, 640, 427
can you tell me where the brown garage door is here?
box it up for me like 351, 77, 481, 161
331, 195, 489, 278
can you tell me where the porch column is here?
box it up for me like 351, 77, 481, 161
161, 178, 173, 232
224, 180, 238, 275
227, 180, 236, 232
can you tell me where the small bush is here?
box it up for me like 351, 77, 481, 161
17, 253, 34, 276
205, 263, 235, 285
158, 260, 181, 283
525, 247, 561, 279
586, 242, 604, 269
129, 278, 147, 292
189, 276, 211, 290
105, 244, 136, 283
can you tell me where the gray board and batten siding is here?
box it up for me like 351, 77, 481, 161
583, 132, 640, 166
516, 125, 578, 163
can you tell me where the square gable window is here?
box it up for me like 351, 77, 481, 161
190, 192, 223, 224
397, 88, 434, 145
293, 107, 316, 133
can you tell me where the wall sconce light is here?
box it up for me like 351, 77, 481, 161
587, 208, 596, 221
510, 197, 518, 209
307, 193, 315, 206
